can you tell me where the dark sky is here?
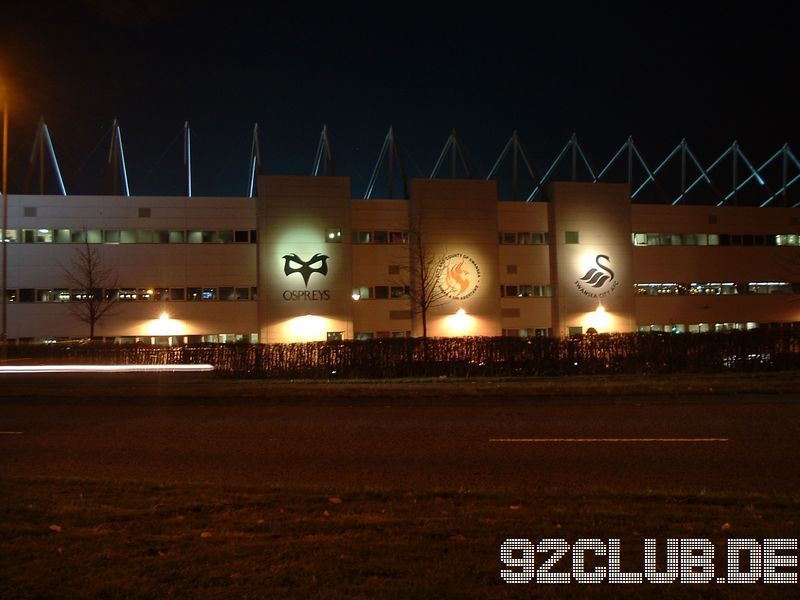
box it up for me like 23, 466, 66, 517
1, 0, 798, 199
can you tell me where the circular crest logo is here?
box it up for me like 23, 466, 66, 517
436, 253, 481, 300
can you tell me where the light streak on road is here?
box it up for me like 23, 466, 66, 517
0, 364, 214, 374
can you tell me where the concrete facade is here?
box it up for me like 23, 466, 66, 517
3, 177, 800, 342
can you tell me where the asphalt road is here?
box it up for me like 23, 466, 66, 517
2, 376, 799, 494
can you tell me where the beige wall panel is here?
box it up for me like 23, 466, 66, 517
548, 182, 636, 335
256, 176, 353, 343
410, 179, 501, 337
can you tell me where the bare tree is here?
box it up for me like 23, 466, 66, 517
404, 213, 451, 340
62, 241, 118, 339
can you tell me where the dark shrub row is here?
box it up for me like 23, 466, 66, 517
3, 329, 799, 378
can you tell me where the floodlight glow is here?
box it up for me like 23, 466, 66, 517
443, 307, 473, 335
287, 314, 328, 341
584, 303, 612, 332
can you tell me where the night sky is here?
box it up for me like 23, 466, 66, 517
1, 0, 798, 199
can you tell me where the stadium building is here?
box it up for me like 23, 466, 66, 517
3, 129, 800, 343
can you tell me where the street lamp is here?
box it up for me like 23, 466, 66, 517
1, 85, 8, 344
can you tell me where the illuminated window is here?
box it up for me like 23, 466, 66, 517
53, 229, 71, 243
501, 232, 517, 244
325, 228, 342, 243
201, 288, 217, 301
154, 288, 169, 301
137, 230, 154, 243
501, 284, 551, 297
565, 231, 579, 244
352, 231, 371, 243
187, 287, 202, 301
120, 230, 137, 243
353, 286, 371, 299
5, 289, 17, 302
390, 286, 409, 298
104, 230, 120, 243
327, 331, 343, 341
355, 332, 374, 340
169, 230, 186, 243
633, 233, 647, 246
568, 326, 583, 336
777, 234, 799, 246
187, 230, 203, 243
388, 231, 408, 244
747, 282, 793, 294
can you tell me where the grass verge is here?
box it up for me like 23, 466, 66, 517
1, 477, 798, 598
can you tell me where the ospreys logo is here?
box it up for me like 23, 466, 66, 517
575, 254, 619, 298
282, 253, 329, 287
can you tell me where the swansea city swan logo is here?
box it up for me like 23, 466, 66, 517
282, 253, 329, 287
579, 254, 615, 288
575, 254, 619, 298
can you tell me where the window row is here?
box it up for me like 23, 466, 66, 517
638, 322, 761, 334
632, 233, 799, 247
634, 282, 800, 296
4, 228, 258, 244
500, 284, 553, 298
7, 286, 258, 303
498, 231, 549, 245
354, 331, 411, 340
352, 285, 410, 300
351, 230, 409, 244
501, 328, 552, 337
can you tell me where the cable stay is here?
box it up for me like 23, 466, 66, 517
104, 118, 131, 196
312, 124, 336, 176
364, 126, 409, 199
486, 130, 547, 201
527, 133, 597, 200
23, 118, 67, 195
430, 129, 476, 179
247, 123, 262, 198
183, 121, 192, 197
